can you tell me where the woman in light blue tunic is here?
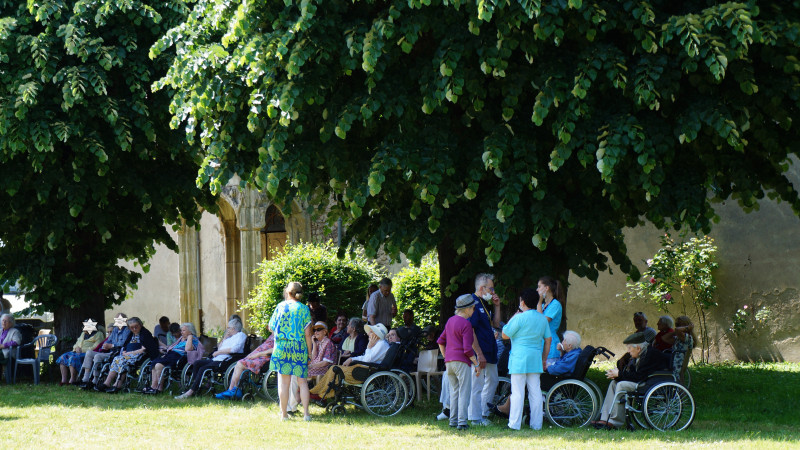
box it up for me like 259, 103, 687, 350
269, 281, 313, 421
537, 275, 564, 365
502, 288, 551, 430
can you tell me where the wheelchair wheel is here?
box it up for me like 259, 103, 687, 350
545, 380, 598, 428
391, 369, 415, 409
223, 363, 238, 393
330, 404, 346, 416
181, 363, 194, 391
492, 376, 512, 407
360, 371, 408, 417
262, 370, 279, 402
643, 382, 695, 431
135, 359, 152, 391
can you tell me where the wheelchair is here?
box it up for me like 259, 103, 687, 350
141, 353, 190, 394
319, 330, 419, 417
493, 345, 615, 428
95, 351, 152, 392
180, 353, 247, 396
621, 348, 695, 431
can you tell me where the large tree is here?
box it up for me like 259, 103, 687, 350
153, 0, 800, 323
0, 0, 214, 343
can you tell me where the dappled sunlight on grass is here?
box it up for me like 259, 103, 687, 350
0, 363, 797, 448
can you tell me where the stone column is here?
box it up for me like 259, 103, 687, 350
236, 186, 269, 328
178, 220, 202, 330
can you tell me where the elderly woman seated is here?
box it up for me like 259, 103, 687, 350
592, 331, 670, 430
175, 318, 247, 399
309, 321, 338, 380
57, 319, 105, 386
309, 324, 398, 400
142, 322, 200, 394
0, 314, 21, 368
492, 330, 583, 418
95, 317, 160, 393
216, 334, 275, 400
338, 317, 368, 362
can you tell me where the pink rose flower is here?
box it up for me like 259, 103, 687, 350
663, 293, 672, 300
649, 277, 656, 284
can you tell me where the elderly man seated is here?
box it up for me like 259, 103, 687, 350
592, 331, 670, 430
491, 330, 582, 418
309, 324, 399, 401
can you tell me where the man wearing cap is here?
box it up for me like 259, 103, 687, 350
438, 294, 481, 430
308, 323, 391, 400
467, 273, 503, 426
617, 312, 658, 371
593, 331, 670, 430
367, 278, 397, 329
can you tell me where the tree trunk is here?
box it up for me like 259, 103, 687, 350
437, 239, 471, 328
53, 289, 105, 355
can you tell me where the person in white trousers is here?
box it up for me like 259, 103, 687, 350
501, 288, 551, 430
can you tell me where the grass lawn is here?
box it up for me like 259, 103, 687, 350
0, 362, 798, 449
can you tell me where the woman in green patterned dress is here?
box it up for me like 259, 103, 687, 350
269, 281, 313, 421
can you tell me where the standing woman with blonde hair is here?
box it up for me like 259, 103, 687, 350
269, 282, 313, 421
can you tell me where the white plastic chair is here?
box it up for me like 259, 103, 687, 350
14, 334, 57, 384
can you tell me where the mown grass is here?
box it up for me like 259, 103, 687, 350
0, 362, 798, 449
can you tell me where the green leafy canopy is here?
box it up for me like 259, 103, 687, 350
0, 0, 215, 313
154, 0, 800, 293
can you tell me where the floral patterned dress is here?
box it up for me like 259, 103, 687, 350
239, 335, 275, 375
268, 300, 312, 378
109, 334, 143, 373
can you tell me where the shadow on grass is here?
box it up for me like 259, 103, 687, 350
1, 362, 798, 444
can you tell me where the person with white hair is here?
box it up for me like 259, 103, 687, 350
142, 322, 199, 394
467, 273, 503, 426
491, 329, 582, 420
592, 331, 670, 430
175, 318, 247, 399
0, 314, 21, 366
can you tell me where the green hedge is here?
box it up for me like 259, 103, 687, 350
392, 253, 440, 329
244, 241, 381, 336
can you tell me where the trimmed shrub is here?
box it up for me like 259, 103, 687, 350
392, 253, 440, 329
244, 241, 381, 336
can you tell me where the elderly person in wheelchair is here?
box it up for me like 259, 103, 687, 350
142, 323, 200, 394
492, 330, 583, 418
308, 324, 397, 401
592, 331, 670, 430
175, 318, 247, 399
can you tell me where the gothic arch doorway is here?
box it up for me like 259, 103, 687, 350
262, 205, 287, 261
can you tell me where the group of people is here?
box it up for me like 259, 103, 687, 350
436, 274, 698, 432
247, 280, 418, 421
437, 273, 564, 430
38, 271, 696, 431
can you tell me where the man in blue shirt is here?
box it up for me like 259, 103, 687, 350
468, 273, 503, 426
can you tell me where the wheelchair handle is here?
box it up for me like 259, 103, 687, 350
595, 346, 615, 359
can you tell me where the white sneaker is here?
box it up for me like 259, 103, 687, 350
304, 415, 312, 422
436, 412, 448, 421
174, 392, 192, 400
